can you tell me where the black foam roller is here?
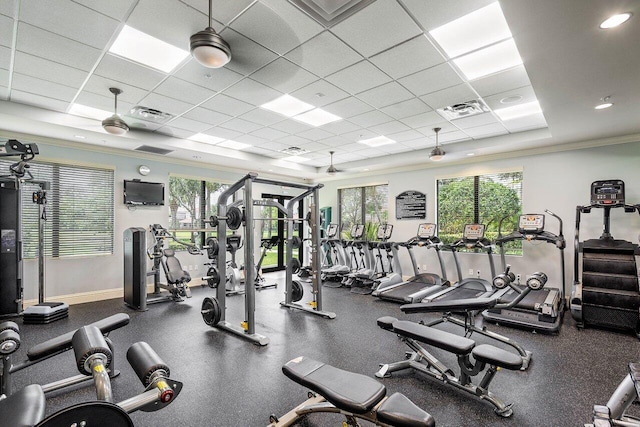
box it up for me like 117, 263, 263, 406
126, 341, 170, 387
71, 325, 112, 375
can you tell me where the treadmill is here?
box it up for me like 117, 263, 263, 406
482, 211, 566, 333
372, 223, 450, 303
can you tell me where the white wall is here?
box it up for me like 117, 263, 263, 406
318, 141, 640, 297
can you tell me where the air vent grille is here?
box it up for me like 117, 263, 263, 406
280, 146, 308, 155
128, 106, 174, 123
288, 0, 375, 27
437, 99, 490, 120
134, 145, 174, 155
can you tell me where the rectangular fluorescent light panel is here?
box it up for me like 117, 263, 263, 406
218, 140, 251, 150
109, 25, 190, 73
453, 38, 523, 80
282, 155, 310, 163
261, 94, 314, 117
188, 133, 226, 145
429, 2, 512, 58
69, 104, 112, 121
293, 108, 342, 127
357, 136, 396, 147
494, 100, 542, 121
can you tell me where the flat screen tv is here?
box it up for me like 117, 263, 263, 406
124, 180, 164, 206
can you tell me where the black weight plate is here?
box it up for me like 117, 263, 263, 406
292, 280, 303, 302
227, 206, 243, 230
205, 238, 219, 258
36, 401, 133, 427
206, 267, 220, 288
291, 258, 301, 274
201, 297, 221, 326
208, 215, 219, 227
290, 236, 302, 249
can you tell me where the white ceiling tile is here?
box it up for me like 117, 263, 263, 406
369, 120, 410, 136
174, 59, 244, 92
296, 140, 330, 151
16, 23, 101, 71
95, 54, 166, 91
319, 136, 352, 148
325, 60, 392, 95
319, 119, 360, 135
20, 0, 118, 49
276, 135, 311, 146
0, 14, 14, 47
127, 0, 202, 49
376, 143, 411, 154
352, 147, 388, 158
73, 0, 137, 21
154, 76, 216, 105
341, 128, 378, 142
75, 90, 133, 113
0, 86, 8, 100
331, 0, 422, 57
223, 78, 282, 106
402, 0, 495, 31
166, 116, 211, 133
13, 52, 88, 88
464, 123, 508, 138
244, 146, 280, 157
501, 112, 547, 132
0, 1, 16, 18
249, 127, 289, 140
203, 127, 242, 140
348, 110, 393, 127
182, 107, 233, 126
420, 84, 478, 110
483, 85, 538, 111
201, 94, 254, 116
399, 63, 463, 97
235, 134, 268, 146
229, 1, 322, 55
333, 151, 364, 161
0, 45, 11, 70
220, 29, 279, 76
11, 90, 69, 112
401, 138, 431, 149
238, 108, 285, 126
380, 98, 432, 120
218, 117, 263, 133
296, 128, 334, 141
290, 80, 348, 107
255, 140, 290, 152
451, 112, 498, 129
370, 35, 445, 79
155, 126, 193, 139
386, 129, 424, 142
180, 0, 254, 26
270, 119, 312, 134
285, 31, 361, 77
82, 75, 148, 105
356, 81, 413, 108
250, 58, 317, 93
400, 111, 443, 128
12, 73, 77, 102
438, 130, 470, 143
139, 92, 192, 116
322, 97, 373, 118
471, 65, 532, 97
415, 121, 460, 136
0, 69, 8, 87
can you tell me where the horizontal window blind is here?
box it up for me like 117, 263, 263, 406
0, 159, 114, 258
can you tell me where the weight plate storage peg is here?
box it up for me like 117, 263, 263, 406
201, 297, 222, 326
292, 280, 304, 302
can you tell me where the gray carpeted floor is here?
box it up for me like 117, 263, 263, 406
6, 277, 640, 426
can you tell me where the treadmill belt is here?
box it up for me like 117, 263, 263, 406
435, 287, 486, 301
382, 282, 436, 300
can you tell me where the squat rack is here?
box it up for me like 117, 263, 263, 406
202, 173, 335, 346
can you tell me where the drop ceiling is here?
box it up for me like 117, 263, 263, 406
0, 0, 638, 180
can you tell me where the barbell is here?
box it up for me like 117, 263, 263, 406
205, 207, 323, 231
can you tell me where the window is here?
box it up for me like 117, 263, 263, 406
168, 176, 229, 248
437, 172, 523, 254
338, 184, 388, 239
0, 159, 114, 258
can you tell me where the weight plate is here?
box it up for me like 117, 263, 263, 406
205, 267, 220, 288
290, 236, 302, 249
227, 206, 243, 230
292, 280, 303, 302
208, 215, 219, 228
291, 258, 301, 274
205, 237, 219, 259
201, 297, 221, 326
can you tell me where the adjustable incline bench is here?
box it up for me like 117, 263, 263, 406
269, 356, 435, 427
0, 313, 130, 396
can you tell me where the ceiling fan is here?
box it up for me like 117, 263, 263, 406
102, 87, 129, 135
326, 151, 340, 175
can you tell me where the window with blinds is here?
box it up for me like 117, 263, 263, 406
0, 159, 114, 258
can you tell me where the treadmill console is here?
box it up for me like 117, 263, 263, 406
377, 224, 393, 240
463, 224, 485, 241
591, 179, 625, 207
417, 223, 436, 239
351, 224, 364, 239
518, 214, 545, 233
326, 223, 339, 238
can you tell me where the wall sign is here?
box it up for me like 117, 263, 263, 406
395, 190, 426, 220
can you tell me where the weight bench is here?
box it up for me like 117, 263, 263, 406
161, 249, 192, 300
1, 313, 130, 396
376, 316, 523, 417
269, 356, 434, 427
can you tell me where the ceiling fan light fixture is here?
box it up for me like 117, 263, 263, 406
190, 1, 231, 68
429, 127, 445, 161
326, 151, 338, 175
102, 87, 129, 135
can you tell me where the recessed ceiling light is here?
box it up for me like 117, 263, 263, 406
500, 95, 523, 104
429, 2, 512, 58
454, 38, 523, 80
69, 104, 112, 121
109, 25, 190, 73
282, 155, 310, 163
600, 12, 632, 29
595, 102, 613, 110
188, 133, 226, 145
357, 136, 396, 147
293, 108, 342, 127
218, 140, 251, 150
261, 94, 314, 117
74, 135, 86, 139
494, 100, 542, 121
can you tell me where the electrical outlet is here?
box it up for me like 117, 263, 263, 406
468, 269, 474, 277
516, 274, 521, 282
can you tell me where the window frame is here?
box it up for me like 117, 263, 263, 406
338, 182, 389, 238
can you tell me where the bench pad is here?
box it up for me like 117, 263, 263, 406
472, 344, 523, 370
401, 297, 496, 314
282, 356, 386, 414
386, 320, 475, 355
28, 313, 130, 361
0, 384, 45, 426
377, 392, 435, 427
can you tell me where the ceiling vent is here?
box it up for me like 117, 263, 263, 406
127, 106, 174, 124
437, 99, 490, 120
280, 146, 308, 155
288, 0, 375, 27
134, 145, 174, 155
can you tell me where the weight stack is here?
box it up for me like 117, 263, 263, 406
580, 238, 640, 334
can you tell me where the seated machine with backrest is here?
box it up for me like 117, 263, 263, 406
268, 356, 435, 427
